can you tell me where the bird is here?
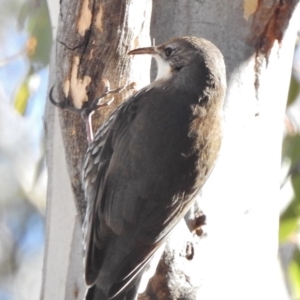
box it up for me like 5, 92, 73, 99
82, 36, 226, 300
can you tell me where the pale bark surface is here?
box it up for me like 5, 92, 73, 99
43, 1, 300, 299
146, 1, 300, 299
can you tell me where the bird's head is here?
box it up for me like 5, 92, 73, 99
128, 36, 225, 88
128, 38, 193, 82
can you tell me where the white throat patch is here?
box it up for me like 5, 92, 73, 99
154, 55, 172, 81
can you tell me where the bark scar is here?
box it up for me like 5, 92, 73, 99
249, 0, 298, 99
95, 4, 104, 32
64, 56, 92, 108
77, 0, 93, 36
179, 241, 194, 261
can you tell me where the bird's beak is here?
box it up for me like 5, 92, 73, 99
128, 46, 158, 56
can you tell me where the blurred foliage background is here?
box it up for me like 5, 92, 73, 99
0, 0, 299, 299
280, 34, 300, 300
0, 0, 50, 299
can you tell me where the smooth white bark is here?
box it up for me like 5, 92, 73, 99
150, 1, 300, 299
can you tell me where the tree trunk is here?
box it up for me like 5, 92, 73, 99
145, 1, 300, 299
43, 1, 300, 299
42, 0, 152, 299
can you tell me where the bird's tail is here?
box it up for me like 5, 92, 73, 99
85, 273, 142, 300
85, 285, 107, 300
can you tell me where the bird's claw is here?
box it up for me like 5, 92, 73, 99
49, 86, 80, 112
49, 79, 126, 144
49, 79, 124, 114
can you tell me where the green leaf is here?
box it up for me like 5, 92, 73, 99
282, 134, 300, 168
287, 74, 300, 107
19, 0, 52, 69
292, 170, 300, 200
288, 247, 300, 299
279, 216, 298, 242
280, 174, 300, 242
13, 78, 30, 115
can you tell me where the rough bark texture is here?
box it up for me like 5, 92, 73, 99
54, 0, 152, 221
43, 0, 152, 299
44, 0, 300, 299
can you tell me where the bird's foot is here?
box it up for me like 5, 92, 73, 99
49, 79, 125, 116
184, 203, 207, 238
49, 79, 132, 144
192, 211, 206, 237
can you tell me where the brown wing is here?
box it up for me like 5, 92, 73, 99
83, 86, 202, 296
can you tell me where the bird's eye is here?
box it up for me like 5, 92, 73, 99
164, 47, 173, 57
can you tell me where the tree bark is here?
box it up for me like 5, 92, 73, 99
43, 0, 152, 299
144, 1, 300, 299
54, 0, 152, 221
43, 0, 300, 299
